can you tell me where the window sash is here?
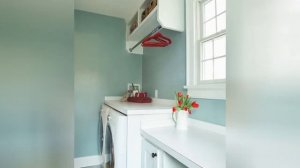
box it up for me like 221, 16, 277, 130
198, 0, 226, 82
200, 0, 226, 39
203, 11, 226, 24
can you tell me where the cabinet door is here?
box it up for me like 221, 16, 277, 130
142, 139, 162, 168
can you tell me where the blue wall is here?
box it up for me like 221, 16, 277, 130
143, 30, 225, 126
0, 0, 74, 167
75, 10, 142, 157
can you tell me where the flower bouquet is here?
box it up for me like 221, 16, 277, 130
172, 91, 199, 130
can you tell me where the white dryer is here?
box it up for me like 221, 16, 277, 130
101, 105, 127, 168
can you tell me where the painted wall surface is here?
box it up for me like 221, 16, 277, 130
227, 0, 300, 167
143, 30, 225, 126
0, 0, 74, 168
75, 10, 142, 157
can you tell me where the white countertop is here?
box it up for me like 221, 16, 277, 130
104, 99, 173, 115
141, 124, 226, 168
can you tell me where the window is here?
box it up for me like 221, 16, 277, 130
185, 0, 226, 99
201, 0, 226, 81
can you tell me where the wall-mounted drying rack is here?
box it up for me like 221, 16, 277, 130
126, 0, 185, 55
129, 25, 162, 52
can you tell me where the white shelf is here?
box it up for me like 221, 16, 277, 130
126, 0, 185, 54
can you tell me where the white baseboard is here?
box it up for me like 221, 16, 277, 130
74, 155, 103, 168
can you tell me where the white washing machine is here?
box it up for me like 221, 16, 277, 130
101, 104, 127, 168
101, 100, 172, 168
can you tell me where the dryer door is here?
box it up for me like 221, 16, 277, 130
103, 122, 115, 168
100, 105, 110, 155
99, 113, 104, 154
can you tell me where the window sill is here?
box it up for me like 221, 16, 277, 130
184, 83, 226, 100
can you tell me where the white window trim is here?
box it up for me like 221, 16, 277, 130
185, 0, 226, 100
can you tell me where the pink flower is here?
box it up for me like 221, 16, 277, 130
177, 92, 183, 97
183, 106, 188, 111
178, 100, 183, 106
172, 107, 176, 113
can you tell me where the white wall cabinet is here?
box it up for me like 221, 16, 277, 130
126, 0, 185, 54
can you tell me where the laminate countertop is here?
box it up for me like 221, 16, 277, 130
104, 99, 172, 115
141, 123, 226, 168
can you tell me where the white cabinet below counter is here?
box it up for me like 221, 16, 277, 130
142, 139, 163, 168
141, 121, 226, 168
142, 139, 188, 168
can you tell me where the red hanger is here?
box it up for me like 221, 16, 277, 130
142, 38, 169, 47
142, 32, 172, 47
155, 33, 172, 44
143, 32, 171, 47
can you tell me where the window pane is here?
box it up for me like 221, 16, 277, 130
217, 13, 226, 32
204, 18, 216, 37
204, 0, 216, 21
202, 60, 213, 80
214, 57, 226, 79
216, 0, 226, 14
203, 40, 213, 60
214, 35, 226, 57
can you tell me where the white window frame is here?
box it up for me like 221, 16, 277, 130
185, 0, 226, 100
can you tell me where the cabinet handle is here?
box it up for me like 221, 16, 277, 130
151, 153, 157, 158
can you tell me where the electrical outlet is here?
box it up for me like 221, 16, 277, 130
155, 89, 158, 98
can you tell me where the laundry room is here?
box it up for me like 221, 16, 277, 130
1, 0, 299, 168
74, 0, 226, 167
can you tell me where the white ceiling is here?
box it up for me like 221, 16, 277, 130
75, 0, 144, 22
